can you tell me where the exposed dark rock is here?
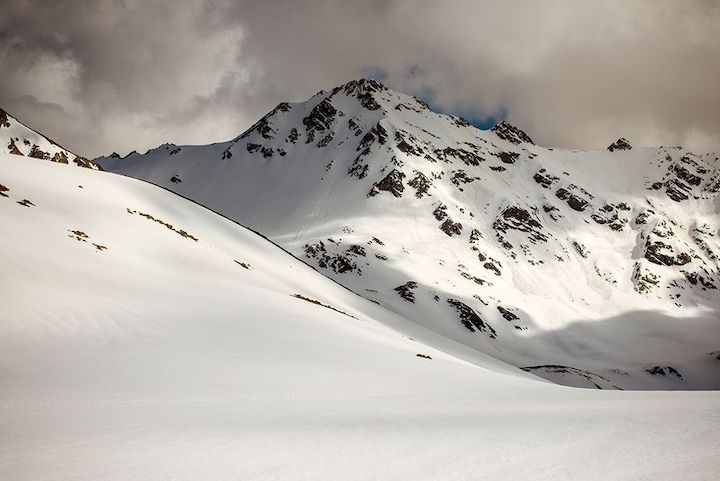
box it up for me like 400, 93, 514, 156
683, 271, 717, 290
347, 245, 366, 257
304, 241, 362, 274
591, 204, 617, 225
51, 152, 69, 164
293, 293, 356, 319
555, 188, 589, 211
29, 145, 49, 160
408, 171, 432, 198
303, 99, 337, 143
0, 108, 9, 127
533, 171, 558, 189
573, 241, 589, 258
437, 147, 483, 166
246, 143, 261, 153
635, 210, 653, 225
7, 139, 22, 155
644, 240, 691, 266
497, 306, 519, 321
491, 121, 534, 145
450, 170, 478, 190
521, 365, 621, 390
451, 116, 470, 128
666, 179, 690, 202
608, 138, 632, 152
170, 175, 182, 184
608, 220, 627, 231
440, 218, 463, 236
17, 198, 34, 207
460, 271, 486, 285
73, 157, 98, 169
447, 299, 496, 338
632, 262, 659, 293
359, 123, 388, 151
673, 165, 702, 186
317, 132, 334, 148
234, 260, 252, 270
397, 138, 420, 156
394, 281, 418, 302
646, 366, 682, 379
347, 163, 369, 179
433, 204, 448, 221
343, 78, 384, 110
368, 169, 406, 198
497, 151, 519, 164
483, 262, 501, 276
493, 205, 548, 243
130, 211, 198, 241
287, 128, 299, 143
0, 184, 8, 197
416, 353, 432, 359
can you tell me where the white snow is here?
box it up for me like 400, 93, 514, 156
0, 108, 98, 169
2, 153, 720, 480
96, 79, 720, 390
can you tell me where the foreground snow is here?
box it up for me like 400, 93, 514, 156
1, 154, 719, 480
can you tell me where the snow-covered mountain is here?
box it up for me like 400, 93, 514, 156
0, 107, 98, 169
98, 78, 720, 390
3, 152, 720, 481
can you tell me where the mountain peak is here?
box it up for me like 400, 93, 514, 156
340, 77, 389, 94
96, 79, 720, 391
608, 137, 632, 152
491, 120, 534, 145
0, 107, 99, 169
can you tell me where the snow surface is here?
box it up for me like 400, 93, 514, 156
97, 79, 720, 390
2, 153, 720, 480
0, 108, 98, 169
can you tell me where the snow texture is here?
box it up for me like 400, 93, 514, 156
97, 78, 720, 390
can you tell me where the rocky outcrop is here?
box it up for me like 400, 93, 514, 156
447, 299, 496, 338
491, 121, 534, 145
303, 99, 338, 143
368, 169, 406, 198
608, 138, 632, 152
394, 281, 418, 302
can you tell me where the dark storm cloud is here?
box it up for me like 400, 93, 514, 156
1, 0, 718, 157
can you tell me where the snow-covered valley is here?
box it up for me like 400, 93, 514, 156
1, 153, 719, 480
1, 79, 720, 479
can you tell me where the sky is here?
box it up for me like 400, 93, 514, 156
1, 0, 719, 158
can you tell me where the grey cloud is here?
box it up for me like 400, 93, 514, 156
0, 0, 718, 156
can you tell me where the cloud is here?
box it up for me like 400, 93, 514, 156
0, 0, 718, 156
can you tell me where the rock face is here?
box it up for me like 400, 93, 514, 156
369, 169, 406, 197
608, 138, 632, 152
96, 78, 720, 390
492, 121, 534, 145
447, 299, 497, 338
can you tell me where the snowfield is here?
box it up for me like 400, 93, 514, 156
97, 79, 720, 390
2, 153, 720, 480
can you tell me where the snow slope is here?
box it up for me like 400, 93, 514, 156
0, 107, 98, 169
2, 153, 720, 480
98, 79, 720, 390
